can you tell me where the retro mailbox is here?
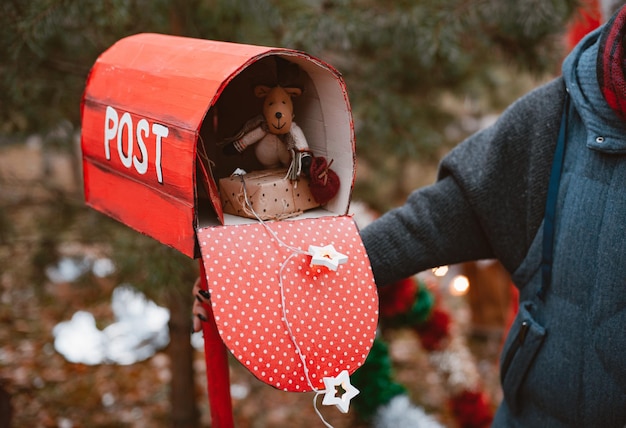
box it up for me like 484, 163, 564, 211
81, 33, 378, 426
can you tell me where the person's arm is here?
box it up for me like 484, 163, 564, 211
361, 173, 492, 287
361, 78, 566, 287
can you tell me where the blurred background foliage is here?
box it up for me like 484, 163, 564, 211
2, 0, 577, 157
0, 0, 582, 425
1, 0, 581, 209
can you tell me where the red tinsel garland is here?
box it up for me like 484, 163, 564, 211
449, 390, 493, 428
413, 307, 451, 351
378, 277, 418, 317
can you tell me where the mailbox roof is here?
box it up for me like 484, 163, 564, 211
84, 33, 278, 132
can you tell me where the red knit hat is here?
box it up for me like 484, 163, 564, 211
597, 4, 626, 120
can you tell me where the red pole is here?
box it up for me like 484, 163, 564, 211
199, 260, 234, 427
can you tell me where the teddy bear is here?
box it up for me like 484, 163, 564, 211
221, 84, 313, 181
220, 57, 341, 206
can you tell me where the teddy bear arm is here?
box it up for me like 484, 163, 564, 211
232, 125, 267, 152
289, 122, 310, 152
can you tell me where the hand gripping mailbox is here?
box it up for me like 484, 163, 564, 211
81, 33, 378, 426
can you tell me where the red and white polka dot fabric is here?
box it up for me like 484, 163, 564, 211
196, 216, 378, 392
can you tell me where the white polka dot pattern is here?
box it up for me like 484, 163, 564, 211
196, 216, 378, 392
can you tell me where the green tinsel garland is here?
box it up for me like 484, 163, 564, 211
351, 338, 407, 420
386, 280, 435, 328
351, 280, 437, 420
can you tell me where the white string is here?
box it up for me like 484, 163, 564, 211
314, 392, 334, 428
238, 174, 335, 428
278, 252, 317, 391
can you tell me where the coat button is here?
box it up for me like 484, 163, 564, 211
596, 136, 605, 143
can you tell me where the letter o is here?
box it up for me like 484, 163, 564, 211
117, 112, 133, 168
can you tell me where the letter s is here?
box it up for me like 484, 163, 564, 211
134, 119, 149, 175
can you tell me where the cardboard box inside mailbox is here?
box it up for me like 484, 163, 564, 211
81, 33, 356, 258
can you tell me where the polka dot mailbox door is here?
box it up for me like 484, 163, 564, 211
197, 215, 379, 392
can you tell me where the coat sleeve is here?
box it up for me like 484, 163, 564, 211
360, 78, 566, 287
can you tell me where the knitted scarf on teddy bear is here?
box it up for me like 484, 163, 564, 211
597, 4, 626, 121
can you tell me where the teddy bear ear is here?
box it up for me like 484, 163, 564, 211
254, 85, 272, 98
284, 87, 303, 98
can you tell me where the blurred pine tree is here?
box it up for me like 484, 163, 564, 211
281, 0, 579, 206
1, 0, 579, 204
1, 0, 577, 138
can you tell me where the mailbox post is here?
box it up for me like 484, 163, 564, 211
198, 263, 234, 427
81, 33, 378, 426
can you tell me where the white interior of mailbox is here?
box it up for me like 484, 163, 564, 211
196, 53, 355, 227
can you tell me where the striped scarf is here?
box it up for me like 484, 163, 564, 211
597, 5, 626, 121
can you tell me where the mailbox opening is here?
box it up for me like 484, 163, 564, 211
195, 53, 355, 228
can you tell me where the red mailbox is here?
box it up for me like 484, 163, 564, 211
81, 33, 357, 257
81, 33, 377, 426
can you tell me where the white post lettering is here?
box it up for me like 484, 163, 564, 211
152, 123, 168, 184
117, 112, 133, 168
104, 106, 169, 184
134, 119, 149, 175
104, 106, 118, 160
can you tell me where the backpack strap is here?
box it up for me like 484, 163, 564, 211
538, 92, 570, 300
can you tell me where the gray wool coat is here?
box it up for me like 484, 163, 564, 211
361, 27, 626, 427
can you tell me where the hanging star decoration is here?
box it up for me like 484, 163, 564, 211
321, 370, 360, 413
308, 244, 348, 271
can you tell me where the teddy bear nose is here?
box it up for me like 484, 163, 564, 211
275, 112, 283, 119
